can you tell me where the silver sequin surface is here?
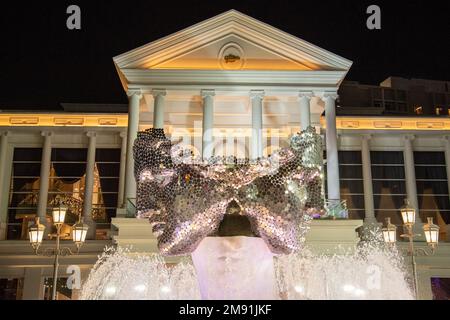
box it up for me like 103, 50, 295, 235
134, 127, 325, 256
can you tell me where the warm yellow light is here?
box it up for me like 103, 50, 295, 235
0, 113, 128, 127
52, 205, 67, 225
328, 116, 450, 131
72, 219, 89, 247
423, 217, 439, 249
382, 217, 397, 245
28, 218, 45, 249
400, 199, 416, 226
414, 106, 423, 115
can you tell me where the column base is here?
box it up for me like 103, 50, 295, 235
42, 217, 52, 240
0, 222, 6, 240
115, 208, 127, 218
85, 220, 97, 240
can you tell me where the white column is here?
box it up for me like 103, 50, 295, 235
201, 90, 215, 159
299, 92, 313, 131
117, 131, 127, 208
37, 131, 52, 233
83, 131, 96, 239
361, 134, 376, 224
0, 131, 10, 240
323, 93, 340, 203
250, 90, 265, 159
152, 89, 166, 129
403, 135, 422, 223
124, 91, 142, 205
22, 268, 44, 300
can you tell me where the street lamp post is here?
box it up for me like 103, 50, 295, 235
382, 199, 440, 299
28, 198, 89, 300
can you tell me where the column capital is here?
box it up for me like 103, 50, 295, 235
298, 91, 313, 100
86, 131, 97, 138
201, 89, 216, 98
151, 89, 167, 98
361, 134, 372, 142
119, 131, 127, 139
319, 92, 339, 102
250, 90, 265, 100
127, 90, 143, 99
403, 134, 416, 142
0, 131, 10, 137
41, 131, 53, 138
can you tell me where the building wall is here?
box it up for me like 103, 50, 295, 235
0, 115, 450, 300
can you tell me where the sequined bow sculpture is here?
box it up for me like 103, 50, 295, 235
134, 127, 325, 256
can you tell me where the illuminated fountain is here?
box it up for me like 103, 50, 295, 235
81, 240, 413, 300
81, 127, 414, 300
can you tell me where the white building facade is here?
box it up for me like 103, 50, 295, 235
0, 10, 449, 300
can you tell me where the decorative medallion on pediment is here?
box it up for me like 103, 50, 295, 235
218, 43, 245, 70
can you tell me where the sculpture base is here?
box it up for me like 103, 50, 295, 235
191, 236, 278, 300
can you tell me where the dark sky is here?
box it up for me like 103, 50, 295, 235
0, 0, 448, 110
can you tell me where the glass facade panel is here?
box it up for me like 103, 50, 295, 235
7, 148, 42, 240
94, 149, 120, 238
415, 152, 450, 224
7, 147, 121, 240
339, 151, 364, 219
371, 151, 406, 224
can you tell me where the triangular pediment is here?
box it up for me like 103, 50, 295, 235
114, 10, 352, 72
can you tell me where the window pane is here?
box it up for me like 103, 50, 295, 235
340, 165, 363, 179
341, 194, 365, 210
12, 163, 41, 177
416, 181, 449, 195
414, 152, 445, 165
51, 148, 87, 162
13, 148, 42, 161
96, 149, 121, 162
371, 166, 405, 179
347, 210, 365, 220
96, 163, 120, 177
372, 181, 406, 195
340, 180, 364, 194
339, 151, 362, 164
415, 166, 447, 180
418, 195, 450, 210
375, 210, 403, 225
374, 195, 406, 211
370, 151, 404, 164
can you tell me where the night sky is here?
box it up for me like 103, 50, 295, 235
0, 0, 448, 110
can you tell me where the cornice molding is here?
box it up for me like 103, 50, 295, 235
0, 114, 128, 128
120, 69, 348, 89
